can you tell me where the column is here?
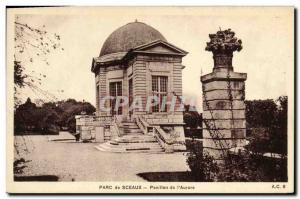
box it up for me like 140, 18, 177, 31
201, 29, 247, 163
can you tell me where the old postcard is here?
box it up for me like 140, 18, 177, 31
6, 6, 294, 194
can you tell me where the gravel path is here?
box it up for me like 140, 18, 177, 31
14, 133, 189, 181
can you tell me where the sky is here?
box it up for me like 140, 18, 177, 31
10, 7, 294, 111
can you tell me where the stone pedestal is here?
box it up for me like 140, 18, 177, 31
201, 29, 247, 162
95, 127, 105, 143
201, 70, 247, 161
75, 114, 95, 142
173, 126, 187, 151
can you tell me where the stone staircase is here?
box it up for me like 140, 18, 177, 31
122, 121, 143, 134
95, 120, 164, 153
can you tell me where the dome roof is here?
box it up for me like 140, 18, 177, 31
99, 21, 167, 56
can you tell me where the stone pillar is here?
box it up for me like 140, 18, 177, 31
201, 29, 247, 162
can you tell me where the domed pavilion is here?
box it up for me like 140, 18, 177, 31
90, 21, 187, 151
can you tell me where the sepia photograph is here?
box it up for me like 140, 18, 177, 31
6, 6, 294, 194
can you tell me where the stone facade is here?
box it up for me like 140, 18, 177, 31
83, 22, 188, 151
92, 49, 186, 118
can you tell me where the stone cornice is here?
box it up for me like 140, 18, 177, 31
201, 70, 247, 83
91, 40, 187, 73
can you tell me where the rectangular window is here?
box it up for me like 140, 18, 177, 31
152, 76, 168, 112
109, 81, 122, 115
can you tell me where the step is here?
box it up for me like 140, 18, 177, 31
117, 134, 145, 138
122, 123, 138, 126
123, 129, 143, 133
120, 134, 155, 138
94, 133, 164, 153
123, 126, 140, 130
122, 122, 138, 126
115, 138, 157, 143
122, 120, 135, 124
114, 141, 157, 144
106, 137, 159, 145
123, 126, 139, 130
112, 142, 162, 148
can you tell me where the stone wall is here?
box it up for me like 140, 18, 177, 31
75, 115, 95, 141
138, 113, 186, 151
75, 115, 113, 142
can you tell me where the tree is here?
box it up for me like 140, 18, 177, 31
14, 99, 96, 134
14, 97, 37, 132
183, 105, 202, 128
245, 96, 288, 155
245, 99, 277, 128
183, 105, 202, 138
270, 96, 288, 155
57, 99, 96, 132
14, 17, 64, 107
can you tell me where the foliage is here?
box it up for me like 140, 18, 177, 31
186, 96, 288, 182
14, 17, 64, 107
186, 139, 219, 181
245, 99, 278, 128
245, 128, 270, 154
216, 153, 265, 182
271, 96, 288, 155
183, 105, 202, 128
245, 96, 288, 155
216, 152, 287, 182
14, 98, 95, 134
183, 105, 203, 138
14, 60, 27, 88
13, 158, 30, 175
186, 142, 287, 182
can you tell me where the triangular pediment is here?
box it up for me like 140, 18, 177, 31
132, 40, 188, 56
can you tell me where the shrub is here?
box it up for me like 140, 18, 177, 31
186, 139, 219, 181
186, 143, 287, 182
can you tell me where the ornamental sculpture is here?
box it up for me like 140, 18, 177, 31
205, 29, 242, 71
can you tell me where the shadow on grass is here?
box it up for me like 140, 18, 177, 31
14, 175, 59, 181
137, 171, 196, 182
